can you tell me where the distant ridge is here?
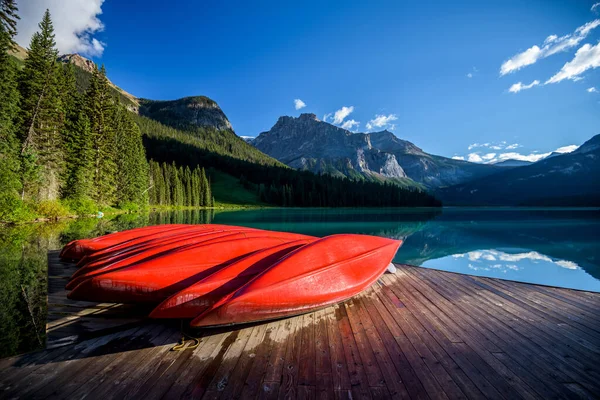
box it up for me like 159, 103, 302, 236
252, 113, 501, 188
437, 134, 600, 206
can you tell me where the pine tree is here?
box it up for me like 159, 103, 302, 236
85, 65, 116, 206
62, 110, 93, 201
184, 166, 192, 207
114, 104, 149, 208
201, 169, 211, 207
0, 0, 19, 41
18, 9, 64, 201
0, 0, 21, 220
60, 63, 93, 201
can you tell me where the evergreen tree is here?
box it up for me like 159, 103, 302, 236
0, 0, 20, 219
114, 104, 149, 208
62, 110, 93, 201
0, 0, 19, 41
85, 65, 116, 206
18, 9, 64, 201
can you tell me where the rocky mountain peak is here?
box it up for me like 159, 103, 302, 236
252, 115, 501, 188
139, 96, 233, 131
298, 113, 319, 121
58, 54, 96, 74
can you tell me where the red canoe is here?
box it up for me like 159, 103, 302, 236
66, 229, 314, 290
150, 238, 316, 319
68, 227, 261, 284
75, 224, 259, 267
67, 232, 314, 303
60, 224, 192, 261
190, 234, 402, 327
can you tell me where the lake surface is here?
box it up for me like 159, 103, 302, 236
1, 207, 598, 357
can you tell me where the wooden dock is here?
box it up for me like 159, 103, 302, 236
1, 251, 599, 399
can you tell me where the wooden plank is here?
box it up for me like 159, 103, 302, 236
382, 274, 507, 400
343, 301, 386, 387
335, 303, 372, 399
350, 295, 415, 399
200, 325, 256, 399
314, 309, 334, 399
263, 317, 294, 383
239, 321, 282, 400
418, 268, 579, 399
219, 322, 270, 399
324, 305, 351, 391
397, 269, 542, 400
161, 331, 230, 399
363, 287, 465, 400
443, 271, 600, 385
278, 315, 302, 400
376, 284, 484, 400
428, 267, 599, 377
298, 312, 317, 387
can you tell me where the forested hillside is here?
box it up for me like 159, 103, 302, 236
0, 4, 440, 222
0, 8, 209, 222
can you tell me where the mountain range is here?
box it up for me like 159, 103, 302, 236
252, 114, 502, 189
10, 48, 596, 207
437, 134, 600, 206
251, 113, 598, 206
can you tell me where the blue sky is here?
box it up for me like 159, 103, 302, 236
15, 0, 600, 163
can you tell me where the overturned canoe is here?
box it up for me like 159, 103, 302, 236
75, 224, 260, 268
60, 224, 197, 261
150, 238, 316, 319
191, 234, 402, 327
67, 232, 314, 303
67, 229, 314, 290
67, 227, 263, 288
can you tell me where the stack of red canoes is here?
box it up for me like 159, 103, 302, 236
61, 224, 402, 327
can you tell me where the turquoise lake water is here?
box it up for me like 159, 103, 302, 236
1, 207, 598, 357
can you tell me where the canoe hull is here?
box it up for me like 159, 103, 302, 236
67, 234, 312, 304
149, 239, 316, 319
66, 228, 266, 289
191, 234, 402, 327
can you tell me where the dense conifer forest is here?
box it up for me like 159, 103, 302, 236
0, 4, 440, 223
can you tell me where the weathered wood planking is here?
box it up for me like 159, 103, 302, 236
1, 254, 599, 400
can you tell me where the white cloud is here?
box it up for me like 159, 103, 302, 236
341, 119, 360, 130
468, 143, 489, 150
587, 86, 597, 93
509, 80, 540, 93
294, 99, 306, 110
366, 114, 398, 131
501, 46, 542, 76
500, 19, 600, 75
494, 151, 551, 163
323, 113, 332, 122
467, 73, 473, 78
554, 144, 579, 153
16, 0, 106, 57
546, 42, 600, 84
332, 106, 354, 124
459, 144, 578, 164
593, 3, 600, 13
467, 153, 483, 163
456, 249, 580, 270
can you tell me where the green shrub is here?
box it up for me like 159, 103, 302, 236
63, 197, 97, 216
0, 195, 36, 223
35, 200, 71, 220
